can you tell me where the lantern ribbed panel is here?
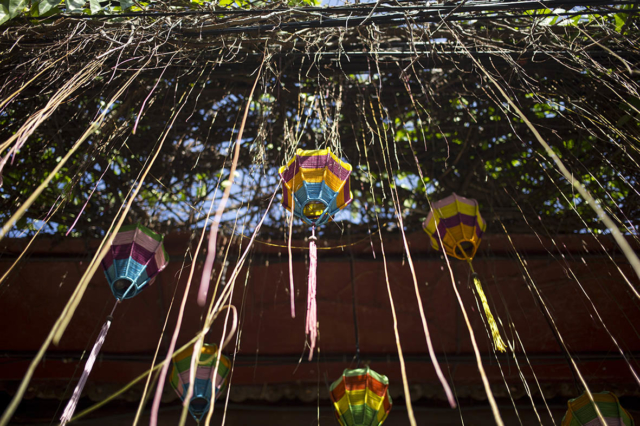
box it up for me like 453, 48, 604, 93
330, 367, 392, 426
422, 193, 486, 260
169, 343, 231, 422
562, 392, 635, 426
101, 224, 169, 299
279, 148, 352, 226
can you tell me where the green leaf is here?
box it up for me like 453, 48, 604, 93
615, 13, 628, 33
196, 183, 207, 198
9, 0, 26, 16
1, 0, 26, 23
89, 0, 101, 14
37, 0, 61, 16
119, 0, 133, 11
0, 0, 10, 25
67, 0, 85, 13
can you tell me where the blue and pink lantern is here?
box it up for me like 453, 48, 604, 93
101, 223, 170, 299
60, 224, 169, 425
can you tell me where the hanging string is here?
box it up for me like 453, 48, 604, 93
306, 226, 318, 361
131, 249, 191, 426
0, 56, 159, 424
147, 64, 226, 426
368, 89, 457, 410
504, 184, 640, 388
287, 194, 296, 318
404, 144, 503, 423
355, 127, 418, 426
374, 214, 418, 426
497, 220, 614, 426
348, 224, 361, 366
59, 300, 119, 426
453, 24, 640, 297
196, 57, 266, 307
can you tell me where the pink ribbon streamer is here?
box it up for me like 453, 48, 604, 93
59, 302, 117, 425
306, 227, 317, 361
66, 164, 110, 236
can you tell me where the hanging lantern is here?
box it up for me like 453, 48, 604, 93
561, 391, 635, 426
279, 148, 352, 360
279, 148, 353, 226
60, 224, 169, 425
102, 223, 170, 299
422, 193, 485, 260
170, 343, 232, 423
423, 193, 506, 353
330, 367, 392, 426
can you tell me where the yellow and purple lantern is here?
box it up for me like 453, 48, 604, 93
423, 193, 485, 260
60, 224, 169, 425
279, 148, 352, 360
561, 392, 635, 426
170, 343, 232, 422
279, 148, 353, 227
423, 193, 506, 352
330, 367, 392, 426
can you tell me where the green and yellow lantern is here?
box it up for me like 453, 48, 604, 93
330, 367, 392, 426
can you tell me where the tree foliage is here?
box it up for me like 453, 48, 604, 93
0, 0, 639, 240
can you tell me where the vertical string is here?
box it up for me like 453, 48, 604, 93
150, 64, 262, 426
288, 194, 296, 318
348, 224, 361, 366
306, 226, 318, 361
60, 300, 119, 426
196, 59, 265, 307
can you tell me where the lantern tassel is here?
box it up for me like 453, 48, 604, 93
306, 227, 318, 361
469, 267, 506, 353
60, 303, 117, 426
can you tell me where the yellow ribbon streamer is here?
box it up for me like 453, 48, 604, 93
467, 259, 507, 353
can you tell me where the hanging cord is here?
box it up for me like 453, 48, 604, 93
219, 257, 230, 287
517, 260, 584, 395
461, 253, 507, 353
306, 226, 318, 361
196, 57, 266, 307
149, 63, 263, 426
347, 224, 361, 366
287, 194, 296, 318
498, 221, 587, 396
59, 300, 119, 426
